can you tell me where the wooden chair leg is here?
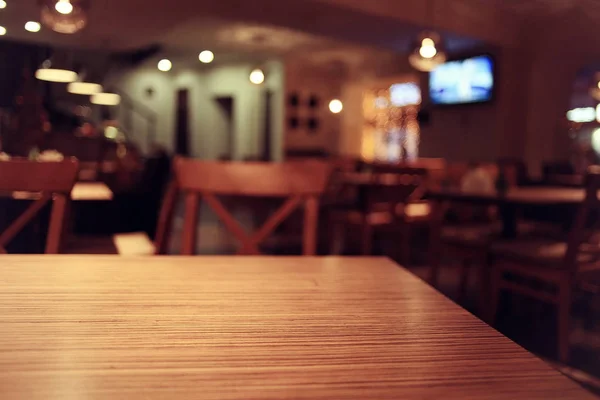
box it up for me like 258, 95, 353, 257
46, 195, 68, 254
557, 281, 572, 363
182, 192, 199, 255
303, 196, 319, 256
361, 218, 373, 255
458, 259, 472, 304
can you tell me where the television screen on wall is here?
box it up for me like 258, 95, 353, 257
429, 55, 494, 105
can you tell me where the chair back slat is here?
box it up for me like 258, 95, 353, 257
362, 168, 428, 214
171, 157, 332, 255
174, 158, 331, 197
0, 159, 79, 254
0, 160, 79, 193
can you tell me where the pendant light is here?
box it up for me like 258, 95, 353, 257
40, 0, 88, 34
408, 0, 447, 72
35, 55, 78, 83
91, 92, 121, 106
249, 68, 265, 85
67, 70, 103, 95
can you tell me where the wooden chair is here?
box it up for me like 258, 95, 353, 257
0, 159, 79, 254
428, 162, 522, 312
489, 166, 600, 362
330, 167, 430, 259
64, 151, 175, 256
167, 157, 332, 255
428, 200, 502, 316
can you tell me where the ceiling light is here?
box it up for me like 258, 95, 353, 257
91, 93, 121, 106
566, 107, 596, 123
199, 50, 214, 64
68, 82, 103, 95
418, 38, 437, 59
35, 58, 78, 83
0, 1, 6, 9
158, 59, 172, 72
409, 0, 447, 72
41, 0, 88, 34
25, 21, 41, 32
55, 0, 73, 14
249, 68, 265, 85
35, 69, 78, 83
409, 32, 446, 72
0, 26, 6, 35
329, 99, 343, 114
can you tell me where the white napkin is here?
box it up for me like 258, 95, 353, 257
37, 150, 65, 162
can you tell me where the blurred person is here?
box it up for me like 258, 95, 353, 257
461, 162, 494, 193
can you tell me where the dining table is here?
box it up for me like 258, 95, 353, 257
0, 255, 594, 399
428, 186, 592, 206
2, 182, 115, 252
10, 182, 114, 201
427, 186, 592, 238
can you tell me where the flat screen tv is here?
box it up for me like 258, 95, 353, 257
429, 55, 494, 105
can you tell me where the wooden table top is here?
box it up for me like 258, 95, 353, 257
69, 182, 113, 201
10, 182, 114, 202
428, 186, 590, 205
0, 256, 593, 399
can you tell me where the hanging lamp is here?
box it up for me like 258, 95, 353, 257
67, 70, 103, 95
408, 0, 447, 72
40, 0, 88, 34
35, 54, 78, 83
91, 92, 121, 106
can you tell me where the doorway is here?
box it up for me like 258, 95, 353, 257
175, 89, 190, 156
214, 96, 234, 160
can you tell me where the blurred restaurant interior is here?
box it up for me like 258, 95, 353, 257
1, 0, 600, 398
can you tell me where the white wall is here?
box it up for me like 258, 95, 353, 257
106, 60, 284, 161
283, 63, 345, 155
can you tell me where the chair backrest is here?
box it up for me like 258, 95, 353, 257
565, 166, 600, 273
360, 168, 429, 214
0, 159, 79, 254
165, 157, 332, 255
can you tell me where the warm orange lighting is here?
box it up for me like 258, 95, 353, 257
55, 0, 73, 14
25, 21, 41, 32
249, 69, 265, 85
91, 93, 121, 106
35, 68, 78, 83
158, 59, 172, 72
199, 50, 214, 64
419, 38, 437, 59
329, 99, 343, 114
68, 82, 103, 95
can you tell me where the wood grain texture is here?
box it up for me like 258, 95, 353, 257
0, 256, 594, 400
